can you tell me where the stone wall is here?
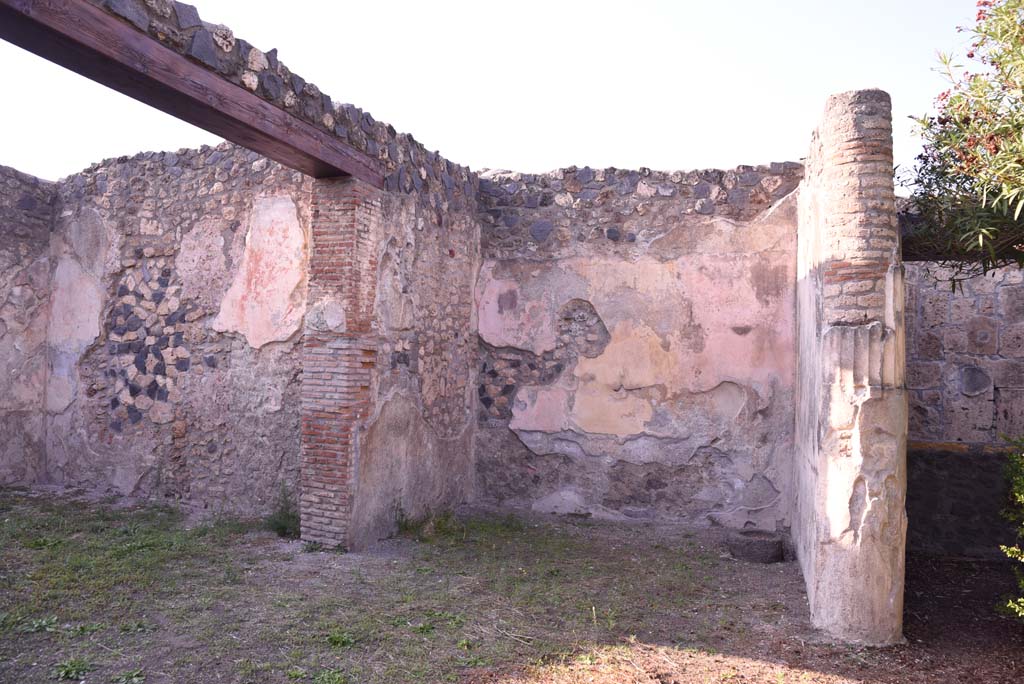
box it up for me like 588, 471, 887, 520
905, 263, 1024, 444
0, 165, 53, 485
0, 145, 311, 515
902, 264, 1022, 558
794, 90, 906, 645
473, 163, 803, 529
300, 173, 480, 549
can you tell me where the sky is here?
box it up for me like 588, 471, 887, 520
0, 0, 977, 183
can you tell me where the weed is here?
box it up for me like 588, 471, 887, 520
24, 535, 63, 550
67, 622, 105, 636
425, 610, 465, 628
112, 669, 146, 684
0, 612, 20, 632
326, 628, 357, 648
20, 615, 59, 633
119, 620, 156, 633
286, 667, 308, 680
265, 487, 301, 539
302, 541, 324, 553
312, 669, 347, 684
53, 657, 95, 680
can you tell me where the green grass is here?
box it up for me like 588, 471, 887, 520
0, 488, 794, 684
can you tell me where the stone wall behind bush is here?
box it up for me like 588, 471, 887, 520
905, 263, 1024, 445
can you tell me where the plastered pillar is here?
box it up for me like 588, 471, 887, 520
794, 89, 907, 644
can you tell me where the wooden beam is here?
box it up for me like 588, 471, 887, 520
0, 0, 386, 186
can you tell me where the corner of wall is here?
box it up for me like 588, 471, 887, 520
794, 89, 908, 645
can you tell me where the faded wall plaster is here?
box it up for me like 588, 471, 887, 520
474, 165, 801, 530
346, 185, 480, 549
2, 145, 312, 516
212, 195, 307, 348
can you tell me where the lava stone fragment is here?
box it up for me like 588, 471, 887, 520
153, 292, 165, 304
173, 1, 202, 29
126, 316, 143, 332
109, 419, 123, 433
127, 406, 143, 424
129, 340, 144, 354
134, 353, 147, 374
157, 336, 169, 349
161, 268, 172, 278
203, 355, 217, 368
480, 396, 494, 408
175, 358, 191, 372
166, 312, 180, 325
206, 443, 218, 454
117, 285, 130, 297
258, 71, 284, 101
530, 220, 554, 242
157, 388, 169, 402
128, 383, 141, 398
478, 384, 487, 397
146, 381, 159, 399
153, 362, 166, 376
104, 0, 149, 30
186, 29, 221, 69
606, 228, 621, 242
158, 276, 170, 287
110, 397, 120, 410
500, 384, 516, 396
113, 326, 127, 337
173, 333, 184, 346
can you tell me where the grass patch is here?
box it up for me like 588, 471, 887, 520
0, 488, 822, 684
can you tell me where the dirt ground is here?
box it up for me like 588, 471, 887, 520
0, 488, 1021, 684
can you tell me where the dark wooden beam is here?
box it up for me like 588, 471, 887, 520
0, 0, 386, 186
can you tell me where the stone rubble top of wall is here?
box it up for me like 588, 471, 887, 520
479, 162, 804, 218
91, 0, 477, 214
477, 162, 805, 259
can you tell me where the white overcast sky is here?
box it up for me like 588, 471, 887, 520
0, 0, 975, 182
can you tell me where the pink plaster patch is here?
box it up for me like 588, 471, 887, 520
476, 261, 558, 354
212, 196, 307, 348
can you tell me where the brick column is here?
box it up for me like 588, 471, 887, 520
299, 177, 380, 547
794, 90, 907, 644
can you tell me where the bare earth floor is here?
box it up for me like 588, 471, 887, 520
1, 489, 1022, 684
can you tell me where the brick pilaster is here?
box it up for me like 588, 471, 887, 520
299, 177, 381, 547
